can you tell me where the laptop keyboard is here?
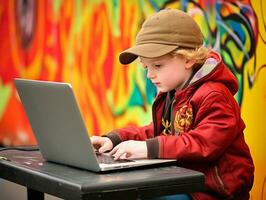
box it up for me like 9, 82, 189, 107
96, 152, 134, 164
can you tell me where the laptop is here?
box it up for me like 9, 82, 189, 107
14, 78, 176, 172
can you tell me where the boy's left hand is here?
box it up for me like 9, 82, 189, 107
109, 140, 147, 160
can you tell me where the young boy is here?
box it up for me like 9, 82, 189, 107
91, 9, 254, 200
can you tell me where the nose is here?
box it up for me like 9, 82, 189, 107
146, 66, 156, 79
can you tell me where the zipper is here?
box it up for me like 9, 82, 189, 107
170, 99, 176, 133
213, 165, 227, 195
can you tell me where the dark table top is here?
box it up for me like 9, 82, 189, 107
0, 150, 205, 200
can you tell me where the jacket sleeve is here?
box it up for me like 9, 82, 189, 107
156, 91, 242, 161
106, 123, 154, 147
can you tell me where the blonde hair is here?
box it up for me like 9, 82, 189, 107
170, 46, 210, 66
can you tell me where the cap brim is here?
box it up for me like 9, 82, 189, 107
119, 44, 178, 65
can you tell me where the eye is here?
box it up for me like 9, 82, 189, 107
154, 64, 161, 68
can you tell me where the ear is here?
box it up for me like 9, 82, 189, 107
184, 59, 196, 70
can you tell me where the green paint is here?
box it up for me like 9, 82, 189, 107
106, 89, 128, 116
128, 83, 144, 107
52, 0, 63, 14
0, 80, 11, 120
221, 49, 235, 74
73, 0, 83, 34
112, 0, 120, 37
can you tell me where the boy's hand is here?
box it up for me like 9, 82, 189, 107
109, 140, 147, 160
90, 136, 113, 153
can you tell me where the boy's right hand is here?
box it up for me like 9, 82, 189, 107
90, 136, 113, 153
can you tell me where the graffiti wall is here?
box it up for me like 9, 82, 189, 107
0, 0, 265, 199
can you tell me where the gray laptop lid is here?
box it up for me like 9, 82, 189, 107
14, 78, 101, 172
15, 78, 176, 172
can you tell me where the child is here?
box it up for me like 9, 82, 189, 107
91, 9, 254, 200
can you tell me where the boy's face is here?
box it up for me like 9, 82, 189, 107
140, 54, 194, 92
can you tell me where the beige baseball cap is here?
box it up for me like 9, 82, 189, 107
119, 9, 203, 65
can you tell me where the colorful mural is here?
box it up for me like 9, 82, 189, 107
0, 0, 265, 199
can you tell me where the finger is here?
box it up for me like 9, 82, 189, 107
98, 143, 110, 153
109, 145, 118, 155
113, 148, 126, 160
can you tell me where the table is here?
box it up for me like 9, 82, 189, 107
0, 150, 205, 200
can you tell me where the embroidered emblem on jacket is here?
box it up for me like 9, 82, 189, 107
174, 104, 193, 132
162, 118, 171, 135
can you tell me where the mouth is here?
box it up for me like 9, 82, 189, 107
152, 82, 161, 87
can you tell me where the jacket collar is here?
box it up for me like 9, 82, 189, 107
156, 50, 238, 99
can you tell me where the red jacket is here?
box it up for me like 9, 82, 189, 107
107, 51, 254, 199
